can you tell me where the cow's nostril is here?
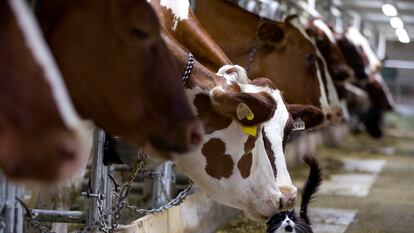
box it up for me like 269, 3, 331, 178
280, 185, 297, 209
187, 120, 203, 148
58, 145, 76, 162
326, 113, 333, 121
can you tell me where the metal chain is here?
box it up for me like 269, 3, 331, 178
246, 36, 258, 73
25, 217, 55, 233
125, 182, 192, 215
246, 18, 264, 73
77, 152, 148, 233
16, 198, 54, 233
17, 150, 192, 233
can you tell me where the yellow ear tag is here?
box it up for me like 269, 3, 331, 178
243, 125, 257, 136
236, 103, 254, 121
237, 103, 257, 136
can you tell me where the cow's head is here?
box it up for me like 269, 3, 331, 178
306, 18, 354, 82
173, 66, 324, 222
0, 0, 89, 182
250, 16, 339, 123
37, 0, 202, 156
336, 34, 370, 80
252, 17, 322, 109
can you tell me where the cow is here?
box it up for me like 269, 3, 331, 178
336, 27, 395, 137
192, 0, 342, 122
0, 0, 90, 182
36, 0, 203, 157
143, 31, 325, 222
306, 18, 354, 83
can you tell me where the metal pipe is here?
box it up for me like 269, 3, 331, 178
5, 182, 16, 233
308, 0, 315, 10
0, 172, 7, 233
377, 31, 387, 60
87, 128, 106, 231
15, 187, 23, 233
30, 210, 86, 224
104, 165, 114, 226
151, 162, 174, 208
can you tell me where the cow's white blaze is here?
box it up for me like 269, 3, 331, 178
171, 65, 295, 222
316, 50, 342, 110
159, 0, 190, 30
346, 27, 381, 73
9, 0, 90, 179
9, 0, 83, 130
313, 19, 336, 43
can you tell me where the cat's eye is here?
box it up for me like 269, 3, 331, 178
131, 27, 149, 40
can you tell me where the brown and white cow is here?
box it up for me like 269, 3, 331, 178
0, 0, 89, 182
193, 0, 342, 122
144, 32, 325, 222
306, 18, 354, 83
336, 27, 394, 137
36, 0, 203, 156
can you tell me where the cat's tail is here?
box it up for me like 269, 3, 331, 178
300, 155, 323, 225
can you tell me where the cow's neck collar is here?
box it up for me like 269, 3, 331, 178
181, 52, 194, 83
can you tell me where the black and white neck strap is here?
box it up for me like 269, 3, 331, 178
182, 52, 194, 83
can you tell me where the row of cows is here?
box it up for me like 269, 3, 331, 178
0, 0, 393, 224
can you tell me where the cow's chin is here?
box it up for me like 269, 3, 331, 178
143, 143, 172, 161
243, 209, 269, 223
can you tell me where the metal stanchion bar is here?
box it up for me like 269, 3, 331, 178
87, 128, 106, 231
151, 162, 174, 208
15, 187, 23, 233
104, 165, 114, 226
30, 210, 86, 224
0, 172, 6, 233
5, 182, 16, 233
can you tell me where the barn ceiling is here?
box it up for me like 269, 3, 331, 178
338, 0, 414, 40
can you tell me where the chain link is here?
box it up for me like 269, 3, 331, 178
125, 182, 192, 215
25, 217, 55, 233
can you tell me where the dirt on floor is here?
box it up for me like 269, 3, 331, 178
216, 113, 414, 233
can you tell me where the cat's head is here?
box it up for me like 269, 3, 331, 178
266, 209, 297, 233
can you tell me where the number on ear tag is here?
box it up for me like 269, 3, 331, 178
243, 125, 257, 136
293, 118, 306, 131
237, 103, 254, 121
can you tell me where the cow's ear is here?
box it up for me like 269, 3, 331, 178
211, 88, 276, 126
258, 21, 285, 44
286, 104, 324, 129
285, 14, 299, 23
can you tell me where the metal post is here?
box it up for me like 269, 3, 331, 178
151, 162, 174, 208
352, 11, 361, 30
0, 172, 7, 233
377, 31, 387, 60
104, 165, 114, 227
87, 128, 106, 232
5, 182, 16, 233
15, 187, 23, 233
30, 210, 86, 223
308, 0, 316, 10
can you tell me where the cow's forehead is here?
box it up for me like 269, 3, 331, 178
312, 19, 336, 43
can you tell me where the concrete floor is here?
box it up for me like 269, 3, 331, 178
216, 117, 414, 233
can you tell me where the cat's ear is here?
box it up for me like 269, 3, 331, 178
288, 209, 297, 221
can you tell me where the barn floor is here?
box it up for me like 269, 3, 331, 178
216, 114, 414, 233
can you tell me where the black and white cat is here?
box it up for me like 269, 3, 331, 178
266, 155, 323, 233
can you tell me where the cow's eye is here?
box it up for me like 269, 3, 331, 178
131, 27, 149, 40
305, 52, 315, 65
